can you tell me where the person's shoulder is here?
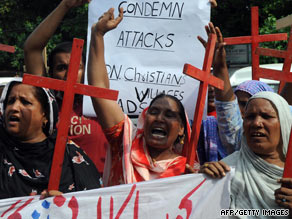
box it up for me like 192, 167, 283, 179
221, 151, 239, 166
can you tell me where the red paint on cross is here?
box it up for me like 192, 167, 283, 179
284, 130, 292, 178
224, 6, 288, 80
255, 27, 292, 93
0, 43, 15, 53
22, 38, 119, 191
183, 34, 224, 167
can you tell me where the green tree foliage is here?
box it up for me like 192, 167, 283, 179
0, 0, 291, 73
0, 0, 88, 74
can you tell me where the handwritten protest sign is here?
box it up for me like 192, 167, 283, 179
0, 173, 231, 218
83, 0, 211, 120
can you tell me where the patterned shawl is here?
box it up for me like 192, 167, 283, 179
234, 80, 274, 96
198, 116, 227, 164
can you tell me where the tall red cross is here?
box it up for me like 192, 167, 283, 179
284, 130, 292, 178
22, 38, 119, 190
255, 27, 292, 93
183, 34, 224, 167
0, 43, 15, 53
224, 6, 288, 80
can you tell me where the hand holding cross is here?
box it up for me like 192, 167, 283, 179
183, 23, 225, 167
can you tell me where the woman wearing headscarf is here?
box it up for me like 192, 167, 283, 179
0, 79, 101, 199
197, 22, 276, 163
216, 80, 275, 152
24, 0, 109, 175
200, 91, 292, 217
197, 80, 273, 164
87, 8, 199, 187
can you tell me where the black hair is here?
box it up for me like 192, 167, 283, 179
149, 93, 187, 143
4, 82, 51, 135
48, 41, 86, 76
4, 82, 49, 119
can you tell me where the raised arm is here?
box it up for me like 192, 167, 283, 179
198, 23, 242, 153
87, 8, 124, 129
198, 23, 235, 102
23, 0, 90, 76
209, 0, 217, 8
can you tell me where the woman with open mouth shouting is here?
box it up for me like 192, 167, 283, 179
0, 79, 101, 199
200, 92, 292, 216
87, 8, 199, 186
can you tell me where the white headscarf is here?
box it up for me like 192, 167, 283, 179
249, 91, 292, 156
223, 91, 292, 218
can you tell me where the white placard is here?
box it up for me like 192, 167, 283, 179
0, 173, 231, 218
83, 0, 210, 119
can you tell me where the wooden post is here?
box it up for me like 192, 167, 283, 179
182, 34, 224, 167
0, 43, 15, 53
255, 27, 292, 93
224, 7, 288, 80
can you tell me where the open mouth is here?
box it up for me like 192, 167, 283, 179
151, 128, 167, 138
8, 115, 20, 123
250, 132, 266, 137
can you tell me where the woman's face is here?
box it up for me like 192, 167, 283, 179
144, 97, 184, 151
243, 98, 282, 158
4, 84, 48, 143
52, 52, 84, 84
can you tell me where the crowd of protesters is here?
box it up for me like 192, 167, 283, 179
1, 0, 292, 216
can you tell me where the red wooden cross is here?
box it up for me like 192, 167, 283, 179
255, 27, 292, 93
284, 129, 292, 178
0, 43, 15, 53
224, 6, 288, 80
22, 38, 119, 190
183, 34, 224, 167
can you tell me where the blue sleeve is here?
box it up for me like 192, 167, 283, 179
290, 106, 292, 114
215, 98, 243, 154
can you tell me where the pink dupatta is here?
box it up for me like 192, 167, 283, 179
103, 108, 200, 186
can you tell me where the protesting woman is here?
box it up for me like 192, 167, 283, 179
0, 79, 101, 198
200, 91, 292, 216
87, 8, 199, 186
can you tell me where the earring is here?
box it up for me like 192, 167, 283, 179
42, 121, 47, 129
180, 134, 185, 145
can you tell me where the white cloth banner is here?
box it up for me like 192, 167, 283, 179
0, 173, 231, 219
83, 0, 210, 119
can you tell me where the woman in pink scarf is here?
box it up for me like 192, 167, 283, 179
87, 8, 199, 186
